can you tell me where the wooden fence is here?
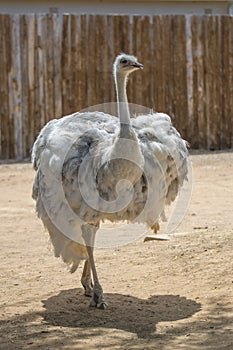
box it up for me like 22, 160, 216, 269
0, 14, 232, 159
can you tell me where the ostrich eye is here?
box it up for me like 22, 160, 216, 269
121, 59, 128, 64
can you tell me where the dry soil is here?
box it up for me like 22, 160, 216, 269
0, 151, 233, 350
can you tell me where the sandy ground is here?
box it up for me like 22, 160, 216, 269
0, 151, 233, 350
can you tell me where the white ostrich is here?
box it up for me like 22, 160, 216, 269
32, 53, 188, 309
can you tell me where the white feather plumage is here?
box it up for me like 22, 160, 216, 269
32, 54, 188, 308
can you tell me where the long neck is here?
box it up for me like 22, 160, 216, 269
103, 68, 144, 189
115, 72, 131, 136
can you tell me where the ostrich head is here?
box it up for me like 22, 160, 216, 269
113, 53, 143, 77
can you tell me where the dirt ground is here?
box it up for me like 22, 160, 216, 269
0, 151, 233, 350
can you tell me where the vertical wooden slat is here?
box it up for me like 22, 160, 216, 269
107, 15, 115, 105
113, 15, 130, 55
153, 16, 160, 111
153, 16, 166, 113
95, 15, 102, 107
220, 16, 226, 148
45, 14, 55, 123
191, 16, 205, 148
102, 15, 112, 105
172, 15, 188, 138
204, 16, 221, 149
8, 14, 23, 159
198, 16, 206, 149
61, 14, 71, 115
80, 15, 88, 110
122, 15, 131, 54
209, 15, 221, 150
0, 14, 4, 158
215, 16, 222, 150
70, 14, 79, 112
140, 16, 152, 108
221, 16, 230, 148
128, 15, 152, 116
225, 16, 233, 148
113, 15, 121, 58
34, 15, 46, 136
112, 15, 126, 113
164, 15, 174, 117
21, 15, 29, 158
230, 16, 233, 148
131, 16, 142, 107
203, 16, 210, 149
75, 15, 83, 111
164, 15, 172, 115
27, 14, 36, 153
87, 15, 97, 107
53, 14, 62, 118
34, 16, 39, 137
186, 15, 194, 144
0, 14, 10, 159
96, 15, 111, 105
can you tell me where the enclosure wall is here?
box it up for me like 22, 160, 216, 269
0, 14, 232, 159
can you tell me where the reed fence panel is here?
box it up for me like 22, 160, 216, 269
0, 14, 232, 159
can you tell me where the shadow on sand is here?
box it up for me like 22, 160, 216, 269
41, 288, 201, 338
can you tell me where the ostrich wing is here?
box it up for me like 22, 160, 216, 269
132, 112, 189, 207
31, 111, 119, 270
32, 111, 118, 171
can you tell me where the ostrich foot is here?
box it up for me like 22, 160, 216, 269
90, 285, 108, 309
81, 279, 93, 297
144, 222, 170, 241
151, 222, 160, 234
81, 224, 107, 309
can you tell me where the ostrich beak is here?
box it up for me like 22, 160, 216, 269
131, 62, 143, 69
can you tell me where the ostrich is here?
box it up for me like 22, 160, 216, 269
32, 53, 188, 309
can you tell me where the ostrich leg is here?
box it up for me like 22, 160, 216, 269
81, 224, 108, 309
81, 260, 93, 297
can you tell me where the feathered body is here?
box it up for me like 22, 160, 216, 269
32, 54, 188, 308
32, 111, 188, 267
